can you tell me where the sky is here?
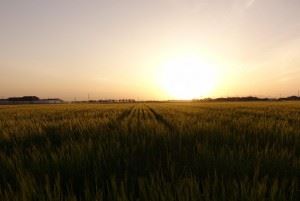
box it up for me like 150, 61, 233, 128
0, 0, 300, 100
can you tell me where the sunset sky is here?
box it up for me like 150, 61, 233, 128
1, 0, 300, 100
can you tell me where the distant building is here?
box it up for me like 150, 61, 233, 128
0, 96, 64, 105
278, 96, 300, 101
85, 99, 136, 103
8, 96, 40, 102
40, 98, 64, 104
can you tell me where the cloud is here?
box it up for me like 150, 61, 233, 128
246, 0, 256, 8
231, 0, 256, 15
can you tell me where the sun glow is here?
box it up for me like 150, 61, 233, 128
159, 56, 217, 100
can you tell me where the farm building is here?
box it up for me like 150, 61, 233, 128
0, 96, 63, 105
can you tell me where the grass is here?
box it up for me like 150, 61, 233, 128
0, 102, 299, 200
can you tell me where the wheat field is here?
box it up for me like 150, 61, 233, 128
0, 102, 299, 201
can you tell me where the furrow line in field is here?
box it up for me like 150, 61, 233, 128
116, 106, 135, 122
142, 105, 156, 122
146, 106, 174, 131
137, 106, 142, 130
127, 106, 138, 127
107, 105, 135, 130
141, 107, 146, 120
146, 107, 157, 122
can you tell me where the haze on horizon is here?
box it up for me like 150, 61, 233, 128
1, 0, 300, 101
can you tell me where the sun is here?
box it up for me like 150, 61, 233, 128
159, 56, 217, 100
